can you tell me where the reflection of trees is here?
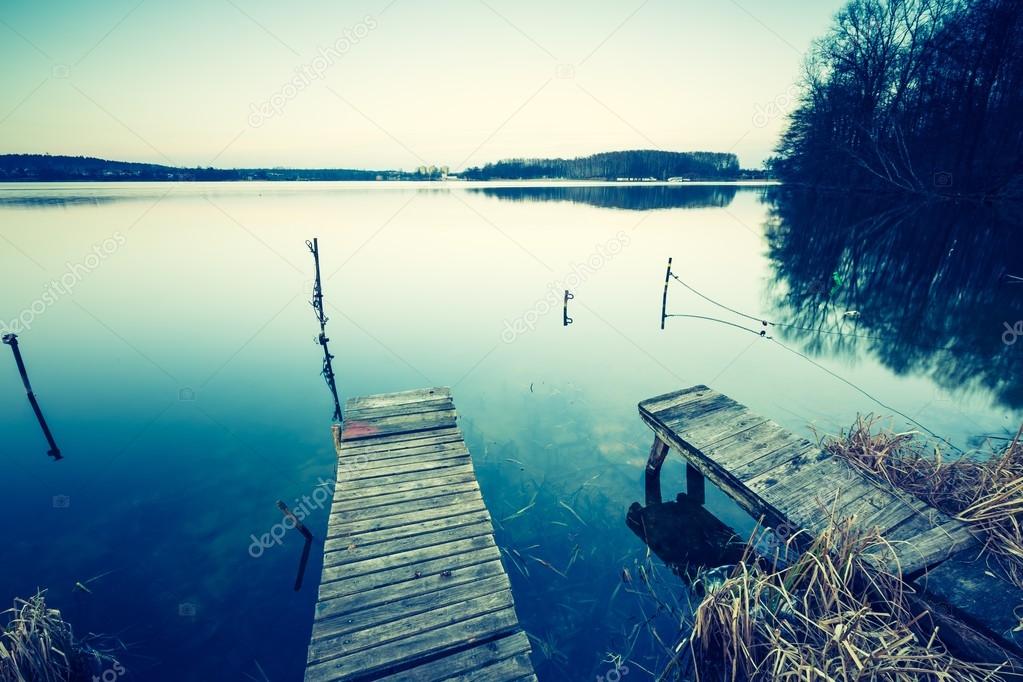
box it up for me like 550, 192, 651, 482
764, 189, 1023, 408
469, 184, 738, 211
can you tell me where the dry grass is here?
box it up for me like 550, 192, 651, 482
823, 416, 1023, 589
683, 521, 1005, 681
0, 592, 120, 682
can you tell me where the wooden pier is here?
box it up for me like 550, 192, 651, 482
306, 387, 536, 682
639, 384, 1023, 666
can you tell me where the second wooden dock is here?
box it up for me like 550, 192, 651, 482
305, 387, 535, 682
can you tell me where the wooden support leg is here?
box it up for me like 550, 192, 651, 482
687, 463, 705, 505
645, 435, 670, 505
646, 435, 670, 474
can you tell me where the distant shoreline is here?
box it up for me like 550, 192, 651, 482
0, 152, 772, 184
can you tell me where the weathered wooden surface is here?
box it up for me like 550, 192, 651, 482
638, 384, 1023, 662
638, 385, 980, 575
307, 387, 536, 682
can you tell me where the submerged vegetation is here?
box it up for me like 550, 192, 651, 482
0, 592, 122, 682
773, 0, 1023, 198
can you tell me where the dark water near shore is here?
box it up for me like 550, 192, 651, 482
2, 181, 1021, 680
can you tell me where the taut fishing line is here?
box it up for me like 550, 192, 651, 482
662, 273, 963, 453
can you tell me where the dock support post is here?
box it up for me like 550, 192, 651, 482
686, 463, 705, 505
645, 435, 669, 506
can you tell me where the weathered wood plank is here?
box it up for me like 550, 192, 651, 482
345, 387, 451, 409
325, 509, 492, 555
374, 632, 531, 682
327, 498, 488, 539
330, 490, 483, 526
306, 605, 520, 681
310, 573, 512, 643
333, 470, 479, 503
324, 520, 494, 568
341, 441, 469, 468
638, 384, 716, 414
322, 535, 496, 583
344, 397, 454, 420
316, 558, 508, 619
342, 410, 457, 440
329, 481, 481, 516
309, 387, 532, 681
337, 427, 463, 453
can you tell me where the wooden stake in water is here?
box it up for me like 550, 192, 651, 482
660, 257, 673, 330
306, 238, 343, 423
563, 290, 574, 326
3, 333, 62, 460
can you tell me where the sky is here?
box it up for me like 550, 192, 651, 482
0, 0, 845, 170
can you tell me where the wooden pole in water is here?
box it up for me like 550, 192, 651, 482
563, 290, 573, 326
306, 238, 343, 423
660, 257, 672, 330
3, 334, 62, 460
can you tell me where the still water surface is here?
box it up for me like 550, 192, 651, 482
2, 182, 1020, 680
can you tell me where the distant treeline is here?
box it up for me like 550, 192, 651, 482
773, 0, 1023, 198
461, 150, 759, 181
0, 154, 442, 182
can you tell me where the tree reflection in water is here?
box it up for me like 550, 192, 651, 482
763, 189, 1023, 409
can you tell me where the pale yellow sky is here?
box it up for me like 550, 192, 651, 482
0, 0, 845, 169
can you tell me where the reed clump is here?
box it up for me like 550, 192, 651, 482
823, 416, 1023, 589
0, 592, 121, 682
684, 521, 1004, 681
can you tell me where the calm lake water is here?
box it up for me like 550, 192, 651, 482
2, 182, 1021, 680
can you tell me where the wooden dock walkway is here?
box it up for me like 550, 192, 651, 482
638, 384, 1023, 665
305, 387, 536, 682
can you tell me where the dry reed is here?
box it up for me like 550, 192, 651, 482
0, 592, 120, 682
823, 416, 1023, 589
684, 520, 1005, 681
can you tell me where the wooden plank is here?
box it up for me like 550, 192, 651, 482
325, 509, 492, 554
325, 521, 494, 568
306, 605, 520, 681
329, 480, 480, 514
916, 553, 1023, 653
343, 453, 471, 482
342, 410, 457, 440
336, 462, 476, 491
638, 384, 716, 414
322, 535, 496, 583
374, 632, 531, 682
308, 590, 516, 665
345, 387, 451, 409
310, 573, 512, 643
327, 498, 487, 538
333, 470, 478, 502
338, 428, 463, 454
330, 490, 483, 525
341, 442, 469, 468
316, 559, 508, 619
345, 396, 454, 417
